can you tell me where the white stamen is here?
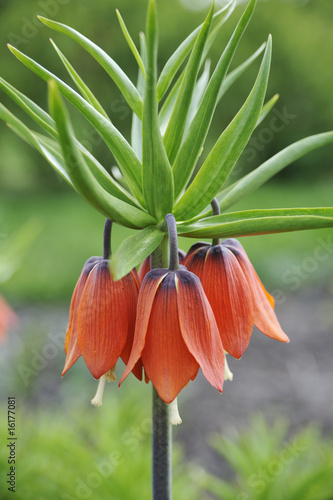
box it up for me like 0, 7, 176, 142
170, 397, 182, 426
91, 375, 107, 407
91, 366, 117, 407
224, 353, 234, 381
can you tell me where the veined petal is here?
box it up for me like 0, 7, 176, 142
223, 239, 289, 343
176, 270, 225, 393
77, 260, 129, 379
202, 245, 254, 359
138, 256, 151, 283
119, 268, 168, 385
182, 242, 208, 265
182, 245, 209, 277
142, 272, 199, 404
63, 256, 101, 376
120, 270, 143, 381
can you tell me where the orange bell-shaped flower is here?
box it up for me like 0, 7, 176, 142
138, 249, 186, 283
120, 215, 225, 404
183, 238, 289, 359
63, 220, 141, 381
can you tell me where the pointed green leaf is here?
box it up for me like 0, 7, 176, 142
158, 72, 182, 135
177, 208, 333, 238
0, 102, 70, 183
184, 59, 211, 135
172, 0, 256, 200
217, 132, 333, 212
48, 80, 155, 229
110, 226, 164, 280
256, 93, 279, 127
131, 32, 147, 161
163, 3, 214, 165
37, 16, 143, 119
49, 39, 109, 119
173, 36, 272, 221
142, 0, 174, 222
156, 0, 235, 102
217, 42, 266, 102
0, 77, 56, 137
116, 10, 146, 78
0, 79, 140, 206
7, 44, 144, 203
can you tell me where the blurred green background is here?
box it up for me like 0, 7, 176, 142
0, 0, 333, 499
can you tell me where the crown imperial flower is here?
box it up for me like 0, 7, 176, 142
63, 220, 141, 382
183, 237, 289, 359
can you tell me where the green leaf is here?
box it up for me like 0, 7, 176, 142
0, 81, 140, 206
217, 42, 266, 102
163, 3, 214, 165
172, 0, 256, 200
49, 39, 109, 119
184, 59, 211, 134
116, 10, 146, 78
177, 208, 333, 238
156, 0, 235, 102
0, 102, 70, 183
37, 16, 143, 119
173, 35, 272, 221
7, 44, 144, 204
0, 76, 56, 137
110, 226, 164, 280
256, 93, 279, 127
142, 0, 174, 222
48, 80, 155, 229
131, 32, 147, 161
216, 132, 333, 213
158, 72, 182, 135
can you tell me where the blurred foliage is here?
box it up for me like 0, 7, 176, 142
198, 414, 333, 500
0, 0, 332, 194
0, 391, 200, 500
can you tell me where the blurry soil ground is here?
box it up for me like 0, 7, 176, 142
2, 286, 333, 478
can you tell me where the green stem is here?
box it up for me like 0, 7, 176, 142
151, 235, 172, 500
211, 198, 221, 246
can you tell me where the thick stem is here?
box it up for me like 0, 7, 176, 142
103, 219, 112, 260
151, 237, 172, 500
211, 199, 221, 246
152, 387, 172, 500
164, 213, 179, 271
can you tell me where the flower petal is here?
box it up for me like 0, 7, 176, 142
202, 245, 254, 359
119, 269, 168, 385
63, 257, 101, 376
142, 272, 199, 404
77, 260, 129, 379
176, 270, 225, 393
224, 239, 289, 343
120, 270, 143, 380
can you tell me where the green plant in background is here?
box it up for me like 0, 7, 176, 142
198, 415, 333, 500
1, 0, 333, 497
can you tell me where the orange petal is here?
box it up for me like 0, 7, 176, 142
62, 257, 101, 375
201, 245, 254, 359
176, 270, 225, 393
183, 242, 209, 267
224, 239, 289, 343
120, 270, 143, 381
142, 272, 199, 404
77, 260, 129, 379
119, 269, 168, 385
182, 244, 209, 277
138, 257, 151, 283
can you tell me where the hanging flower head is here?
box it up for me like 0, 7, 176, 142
63, 220, 141, 405
120, 214, 225, 404
183, 228, 289, 359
